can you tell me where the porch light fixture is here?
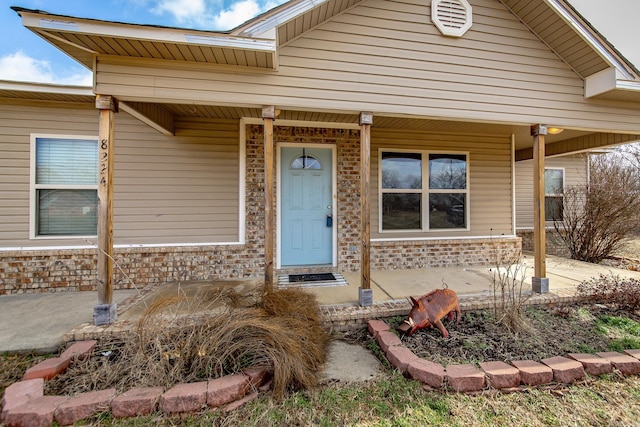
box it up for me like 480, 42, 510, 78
547, 127, 564, 135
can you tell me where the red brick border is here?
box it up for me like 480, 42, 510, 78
0, 341, 272, 426
369, 320, 640, 393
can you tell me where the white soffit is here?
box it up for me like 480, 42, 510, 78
431, 0, 472, 37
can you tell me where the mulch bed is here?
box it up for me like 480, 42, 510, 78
344, 304, 640, 367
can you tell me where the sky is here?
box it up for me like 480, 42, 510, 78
0, 0, 638, 86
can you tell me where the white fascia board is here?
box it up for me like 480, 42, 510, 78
20, 11, 275, 52
585, 68, 640, 98
0, 80, 93, 95
236, 0, 330, 38
584, 68, 618, 98
545, 0, 635, 80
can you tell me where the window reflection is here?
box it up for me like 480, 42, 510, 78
382, 194, 421, 230
429, 193, 466, 229
429, 154, 466, 190
381, 152, 422, 189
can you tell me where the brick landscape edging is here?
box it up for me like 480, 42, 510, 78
368, 319, 640, 393
0, 341, 272, 426
3, 331, 640, 425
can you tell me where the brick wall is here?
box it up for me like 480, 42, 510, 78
370, 237, 521, 270
517, 229, 570, 258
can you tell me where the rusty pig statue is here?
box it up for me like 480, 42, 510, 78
398, 289, 460, 338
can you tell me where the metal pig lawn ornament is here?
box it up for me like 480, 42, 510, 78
399, 289, 461, 338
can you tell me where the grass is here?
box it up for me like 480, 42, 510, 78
27, 373, 639, 426
595, 315, 640, 350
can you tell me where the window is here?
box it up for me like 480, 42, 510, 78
544, 168, 564, 221
31, 135, 98, 238
291, 154, 322, 170
380, 150, 468, 231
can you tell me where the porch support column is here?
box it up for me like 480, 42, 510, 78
359, 112, 373, 306
262, 106, 276, 292
531, 124, 549, 293
94, 95, 118, 325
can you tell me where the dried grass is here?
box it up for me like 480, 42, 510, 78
46, 285, 329, 399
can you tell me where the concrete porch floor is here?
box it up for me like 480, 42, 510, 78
306, 253, 640, 305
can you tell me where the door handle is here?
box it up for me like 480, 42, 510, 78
326, 214, 333, 227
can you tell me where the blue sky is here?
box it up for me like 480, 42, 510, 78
0, 0, 638, 86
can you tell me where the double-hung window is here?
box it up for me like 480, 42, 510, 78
380, 150, 469, 231
544, 168, 564, 221
31, 135, 99, 238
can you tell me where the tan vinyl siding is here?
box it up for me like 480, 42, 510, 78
0, 104, 97, 247
515, 155, 587, 229
371, 129, 513, 239
95, 0, 640, 133
113, 115, 240, 245
0, 103, 240, 248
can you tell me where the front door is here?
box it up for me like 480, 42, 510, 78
280, 146, 333, 266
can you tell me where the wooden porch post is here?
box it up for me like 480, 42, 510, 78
262, 106, 276, 292
531, 124, 549, 293
94, 95, 118, 325
359, 112, 373, 306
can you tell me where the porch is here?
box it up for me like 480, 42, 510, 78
52, 254, 640, 347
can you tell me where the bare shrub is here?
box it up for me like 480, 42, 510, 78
46, 285, 329, 400
553, 153, 640, 264
576, 273, 640, 311
489, 242, 531, 334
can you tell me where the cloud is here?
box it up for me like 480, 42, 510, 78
0, 51, 92, 86
150, 0, 288, 30
152, 0, 209, 25
212, 0, 262, 29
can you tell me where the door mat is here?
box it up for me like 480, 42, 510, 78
289, 273, 335, 283
278, 273, 348, 288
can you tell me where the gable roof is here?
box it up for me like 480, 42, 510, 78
11, 0, 640, 100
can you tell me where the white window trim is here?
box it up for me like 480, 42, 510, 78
544, 167, 565, 223
29, 133, 99, 240
378, 148, 470, 233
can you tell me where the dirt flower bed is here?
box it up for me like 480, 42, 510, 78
345, 304, 640, 367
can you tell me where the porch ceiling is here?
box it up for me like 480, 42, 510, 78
159, 102, 601, 152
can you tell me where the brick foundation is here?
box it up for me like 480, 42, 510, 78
370, 237, 520, 270
517, 229, 570, 257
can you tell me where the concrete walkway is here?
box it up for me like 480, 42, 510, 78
0, 290, 137, 354
2, 254, 640, 354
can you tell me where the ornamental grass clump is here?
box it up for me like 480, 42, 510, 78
46, 283, 330, 400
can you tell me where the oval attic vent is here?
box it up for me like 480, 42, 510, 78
431, 0, 473, 37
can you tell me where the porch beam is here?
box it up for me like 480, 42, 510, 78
359, 112, 373, 306
94, 94, 118, 325
531, 124, 549, 293
515, 132, 640, 161
263, 106, 275, 292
